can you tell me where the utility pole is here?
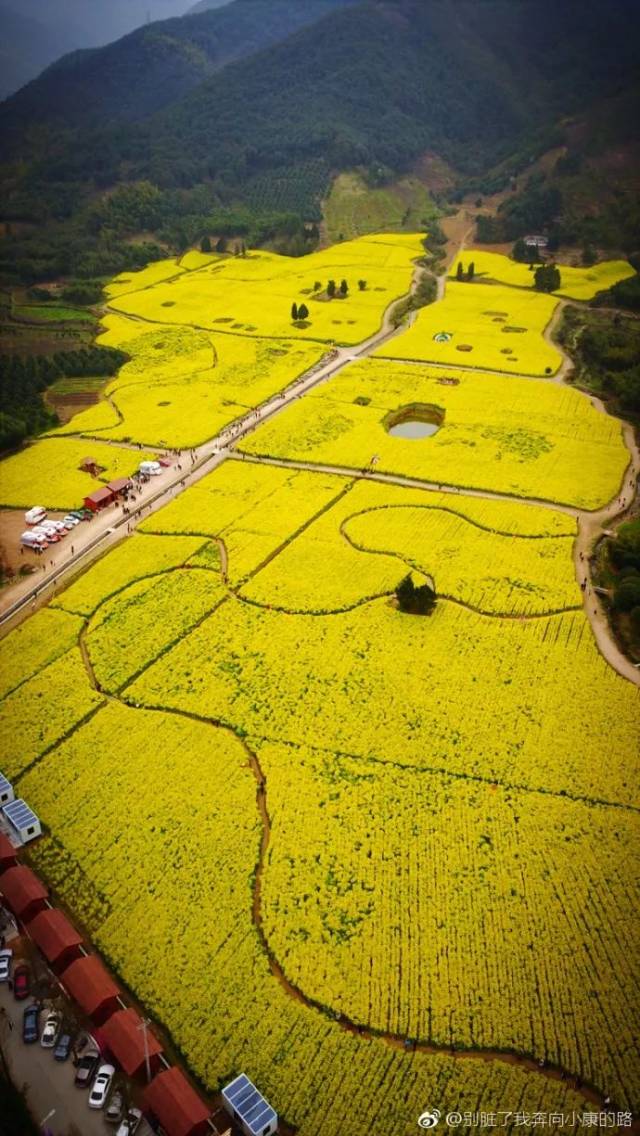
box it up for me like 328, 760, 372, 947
137, 1017, 152, 1083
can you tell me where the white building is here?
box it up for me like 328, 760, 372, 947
222, 1075, 278, 1136
1, 799, 41, 845
0, 772, 15, 808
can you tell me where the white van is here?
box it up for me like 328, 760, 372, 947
25, 507, 47, 526
139, 460, 161, 476
21, 531, 48, 550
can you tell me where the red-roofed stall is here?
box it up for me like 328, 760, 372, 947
102, 1008, 164, 1078
0, 865, 48, 921
0, 833, 17, 873
107, 478, 132, 496
145, 1067, 212, 1136
27, 908, 83, 972
84, 486, 115, 513
61, 955, 121, 1025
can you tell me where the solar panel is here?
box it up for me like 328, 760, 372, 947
0, 772, 12, 793
222, 1074, 277, 1134
2, 798, 39, 829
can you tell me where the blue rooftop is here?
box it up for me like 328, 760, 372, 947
2, 798, 39, 833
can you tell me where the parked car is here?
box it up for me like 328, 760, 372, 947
69, 511, 86, 520
34, 526, 60, 543
25, 507, 47, 525
40, 1010, 62, 1048
13, 963, 30, 1000
21, 531, 49, 551
41, 521, 66, 537
62, 513, 80, 525
74, 1048, 100, 1087
89, 1064, 115, 1109
54, 1032, 73, 1061
22, 1004, 40, 1044
0, 948, 12, 982
105, 1089, 125, 1124
116, 1108, 142, 1136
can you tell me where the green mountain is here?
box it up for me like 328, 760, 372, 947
1, 0, 638, 282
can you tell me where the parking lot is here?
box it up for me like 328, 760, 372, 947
0, 918, 153, 1136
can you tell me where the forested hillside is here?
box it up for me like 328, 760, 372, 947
0, 0, 638, 283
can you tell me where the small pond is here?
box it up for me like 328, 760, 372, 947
384, 403, 445, 440
388, 418, 441, 439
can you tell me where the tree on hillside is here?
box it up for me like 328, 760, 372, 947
298, 303, 309, 320
456, 261, 464, 281
314, 281, 322, 292
358, 279, 367, 291
200, 235, 211, 253
241, 240, 247, 257
291, 302, 298, 321
467, 262, 475, 282
512, 238, 529, 263
216, 237, 227, 253
581, 243, 597, 266
395, 572, 437, 615
534, 264, 561, 292
340, 279, 348, 296
327, 279, 337, 298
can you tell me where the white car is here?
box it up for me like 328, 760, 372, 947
62, 514, 80, 527
40, 1010, 62, 1047
89, 1064, 115, 1110
0, 948, 12, 982
41, 521, 67, 536
116, 1108, 142, 1136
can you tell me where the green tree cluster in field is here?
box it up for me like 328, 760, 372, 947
0, 345, 127, 452
395, 573, 437, 615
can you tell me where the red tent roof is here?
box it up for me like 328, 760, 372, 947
27, 908, 83, 964
0, 832, 16, 867
145, 1067, 212, 1136
84, 487, 114, 506
61, 955, 121, 1016
107, 478, 131, 493
102, 1008, 164, 1077
0, 865, 48, 915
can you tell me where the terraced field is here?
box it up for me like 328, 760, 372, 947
1, 238, 638, 1136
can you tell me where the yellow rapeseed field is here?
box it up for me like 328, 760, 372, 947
128, 597, 639, 810
53, 320, 324, 449
17, 701, 596, 1132
259, 738, 640, 1106
451, 249, 635, 301
376, 280, 561, 374
1, 224, 638, 1132
107, 234, 422, 345
240, 358, 627, 508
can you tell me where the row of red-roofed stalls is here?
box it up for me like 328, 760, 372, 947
0, 839, 214, 1136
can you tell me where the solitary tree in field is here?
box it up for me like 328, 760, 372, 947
456, 261, 464, 281
358, 279, 367, 291
298, 303, 309, 320
200, 235, 211, 253
314, 281, 322, 292
467, 262, 475, 282
291, 302, 299, 321
340, 279, 349, 296
534, 264, 561, 293
327, 279, 337, 298
395, 572, 437, 615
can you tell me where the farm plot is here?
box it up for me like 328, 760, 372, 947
376, 280, 561, 375
240, 478, 578, 615
53, 320, 324, 449
258, 739, 640, 1107
240, 358, 627, 509
107, 233, 423, 345
127, 595, 639, 809
16, 701, 597, 1134
451, 250, 636, 302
